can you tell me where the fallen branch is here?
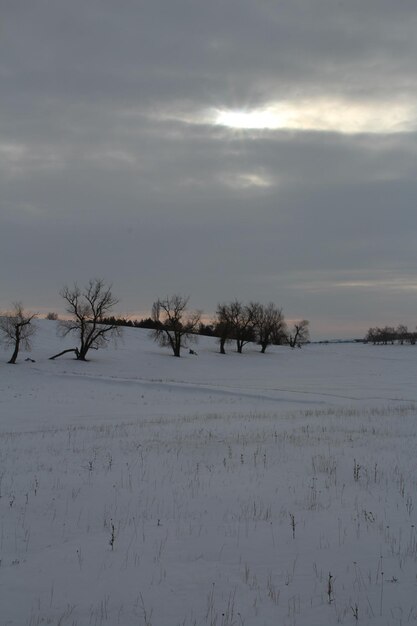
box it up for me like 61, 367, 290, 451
49, 348, 80, 360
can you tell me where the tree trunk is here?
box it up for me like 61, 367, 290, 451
77, 341, 89, 360
220, 337, 226, 354
260, 343, 267, 353
8, 338, 20, 364
172, 334, 181, 357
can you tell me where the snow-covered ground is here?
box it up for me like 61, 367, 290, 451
1, 321, 417, 625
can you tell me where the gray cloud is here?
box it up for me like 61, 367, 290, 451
1, 1, 417, 337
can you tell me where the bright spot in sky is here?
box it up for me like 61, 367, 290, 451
215, 108, 291, 130
214, 100, 415, 134
221, 172, 272, 189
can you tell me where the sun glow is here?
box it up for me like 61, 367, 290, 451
214, 99, 415, 134
144, 97, 415, 135
215, 107, 292, 130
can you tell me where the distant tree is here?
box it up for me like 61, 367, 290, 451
215, 304, 234, 354
134, 317, 161, 330
251, 302, 286, 353
383, 326, 396, 344
0, 303, 37, 364
215, 301, 256, 354
286, 320, 310, 348
99, 315, 130, 327
396, 324, 409, 345
365, 327, 378, 344
50, 279, 121, 361
45, 312, 58, 320
198, 322, 215, 337
151, 295, 201, 357
365, 326, 390, 344
369, 326, 395, 345
365, 324, 417, 345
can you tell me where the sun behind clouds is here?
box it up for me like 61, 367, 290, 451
214, 106, 292, 130
213, 99, 415, 134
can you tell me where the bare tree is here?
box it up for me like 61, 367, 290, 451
50, 279, 121, 361
396, 324, 409, 345
365, 327, 378, 344
214, 304, 234, 354
0, 303, 37, 364
151, 295, 201, 357
251, 302, 286, 353
365, 324, 416, 345
215, 301, 256, 354
286, 320, 310, 348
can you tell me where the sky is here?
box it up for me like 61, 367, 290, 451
1, 0, 417, 339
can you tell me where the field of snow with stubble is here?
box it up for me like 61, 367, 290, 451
1, 321, 417, 626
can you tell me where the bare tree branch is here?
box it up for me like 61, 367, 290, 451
215, 300, 256, 354
0, 303, 37, 364
49, 348, 80, 360
251, 302, 286, 353
286, 320, 310, 348
151, 295, 201, 357
53, 279, 121, 361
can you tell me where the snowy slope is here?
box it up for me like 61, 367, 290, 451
1, 321, 417, 625
1, 320, 416, 432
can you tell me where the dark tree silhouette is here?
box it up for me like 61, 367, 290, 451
151, 295, 201, 357
365, 325, 416, 345
215, 301, 256, 354
0, 303, 37, 364
396, 324, 409, 345
251, 302, 286, 353
286, 320, 310, 348
215, 304, 234, 354
50, 279, 121, 361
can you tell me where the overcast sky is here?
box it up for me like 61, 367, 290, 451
2, 0, 417, 338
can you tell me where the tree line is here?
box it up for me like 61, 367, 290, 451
0, 278, 310, 363
364, 325, 417, 345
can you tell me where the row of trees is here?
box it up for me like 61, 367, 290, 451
214, 301, 309, 354
364, 325, 417, 345
145, 296, 309, 357
0, 279, 310, 362
0, 280, 122, 364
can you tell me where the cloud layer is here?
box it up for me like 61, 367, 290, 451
1, 1, 417, 337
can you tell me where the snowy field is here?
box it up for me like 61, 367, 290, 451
1, 321, 417, 626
